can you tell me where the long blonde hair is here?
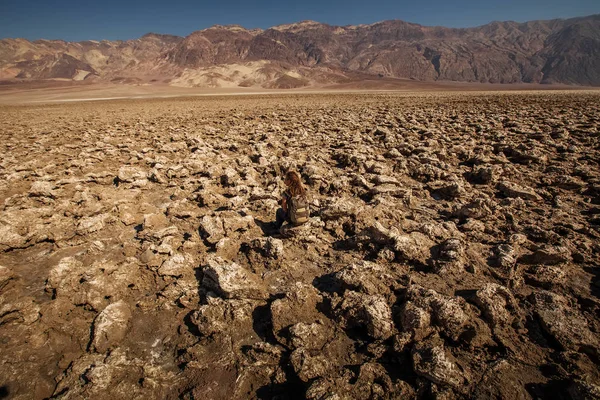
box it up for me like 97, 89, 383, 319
285, 171, 306, 197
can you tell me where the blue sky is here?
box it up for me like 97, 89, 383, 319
1, 0, 599, 41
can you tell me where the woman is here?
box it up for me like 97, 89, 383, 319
275, 170, 309, 230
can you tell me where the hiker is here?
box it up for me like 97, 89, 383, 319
275, 170, 309, 231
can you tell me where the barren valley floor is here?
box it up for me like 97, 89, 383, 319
0, 92, 599, 399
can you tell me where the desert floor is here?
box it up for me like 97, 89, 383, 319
0, 80, 594, 105
0, 91, 599, 399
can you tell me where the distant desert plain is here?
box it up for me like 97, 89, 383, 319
0, 78, 596, 105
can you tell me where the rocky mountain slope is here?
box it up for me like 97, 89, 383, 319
0, 33, 182, 82
1, 15, 599, 87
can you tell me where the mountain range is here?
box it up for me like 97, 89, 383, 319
1, 15, 599, 88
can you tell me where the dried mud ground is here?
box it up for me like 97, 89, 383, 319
0, 92, 599, 400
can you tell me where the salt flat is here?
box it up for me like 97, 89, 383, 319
0, 92, 599, 399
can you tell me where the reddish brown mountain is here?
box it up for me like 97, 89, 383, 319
1, 15, 599, 87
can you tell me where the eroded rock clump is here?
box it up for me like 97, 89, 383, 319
0, 92, 599, 399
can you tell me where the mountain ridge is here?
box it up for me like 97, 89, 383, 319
1, 15, 599, 87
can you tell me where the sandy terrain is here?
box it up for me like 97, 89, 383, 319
0, 80, 594, 105
0, 92, 599, 399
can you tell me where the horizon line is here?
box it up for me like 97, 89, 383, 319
1, 13, 598, 43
